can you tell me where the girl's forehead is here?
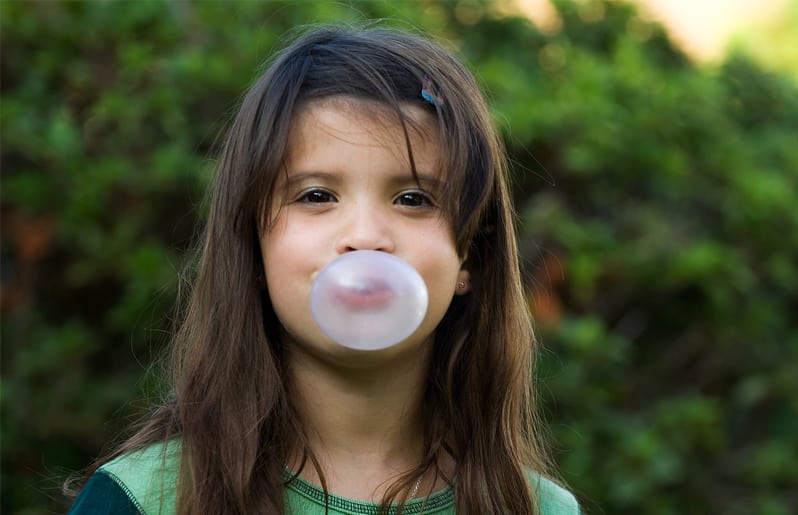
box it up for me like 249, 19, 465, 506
280, 97, 441, 179
289, 96, 439, 150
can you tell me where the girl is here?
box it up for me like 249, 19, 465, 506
68, 25, 580, 514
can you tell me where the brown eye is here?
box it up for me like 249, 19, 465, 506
299, 189, 336, 203
395, 191, 432, 207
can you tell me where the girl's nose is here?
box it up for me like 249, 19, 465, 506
335, 205, 396, 254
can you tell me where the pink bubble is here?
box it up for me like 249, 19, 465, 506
310, 251, 428, 351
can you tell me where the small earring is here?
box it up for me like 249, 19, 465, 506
458, 281, 466, 290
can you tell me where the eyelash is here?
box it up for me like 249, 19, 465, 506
294, 188, 436, 207
394, 191, 434, 208
297, 189, 337, 204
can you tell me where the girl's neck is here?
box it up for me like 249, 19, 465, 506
286, 341, 431, 500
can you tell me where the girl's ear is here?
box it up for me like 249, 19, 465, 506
455, 269, 471, 295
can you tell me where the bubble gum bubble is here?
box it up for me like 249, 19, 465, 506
310, 250, 428, 351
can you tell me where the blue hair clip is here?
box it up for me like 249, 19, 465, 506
421, 88, 436, 106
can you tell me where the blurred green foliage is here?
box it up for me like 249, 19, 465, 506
2, 1, 796, 514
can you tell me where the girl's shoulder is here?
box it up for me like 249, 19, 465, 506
71, 442, 580, 515
528, 471, 582, 515
70, 440, 180, 515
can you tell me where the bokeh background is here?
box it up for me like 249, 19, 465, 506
2, 1, 797, 513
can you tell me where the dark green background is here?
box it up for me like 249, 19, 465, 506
2, 1, 796, 513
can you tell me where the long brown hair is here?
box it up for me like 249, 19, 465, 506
77, 24, 550, 514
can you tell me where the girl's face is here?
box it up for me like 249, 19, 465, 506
260, 97, 467, 366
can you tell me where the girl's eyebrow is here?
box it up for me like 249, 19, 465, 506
387, 173, 443, 190
284, 171, 443, 190
283, 171, 338, 187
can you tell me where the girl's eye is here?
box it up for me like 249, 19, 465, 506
394, 191, 433, 207
298, 189, 337, 204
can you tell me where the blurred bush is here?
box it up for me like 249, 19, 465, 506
1, 1, 796, 514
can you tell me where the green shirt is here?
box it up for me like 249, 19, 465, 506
70, 442, 580, 514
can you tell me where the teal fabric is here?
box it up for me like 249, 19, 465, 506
284, 472, 456, 514
529, 473, 582, 515
70, 441, 580, 514
68, 471, 140, 515
95, 441, 179, 514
